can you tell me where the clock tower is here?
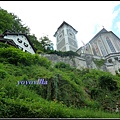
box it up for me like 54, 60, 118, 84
54, 21, 78, 52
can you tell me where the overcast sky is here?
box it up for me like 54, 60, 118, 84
1, 1, 120, 50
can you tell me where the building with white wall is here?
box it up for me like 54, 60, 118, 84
3, 31, 36, 54
76, 28, 120, 75
54, 21, 78, 52
77, 28, 120, 57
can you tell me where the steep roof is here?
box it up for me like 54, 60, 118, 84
76, 46, 83, 52
89, 28, 120, 43
89, 28, 108, 43
109, 31, 120, 41
76, 28, 109, 52
0, 38, 18, 47
3, 32, 36, 53
54, 21, 78, 37
76, 28, 120, 52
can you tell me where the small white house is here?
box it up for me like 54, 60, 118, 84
3, 31, 36, 54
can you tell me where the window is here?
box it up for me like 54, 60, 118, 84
100, 46, 107, 56
98, 40, 107, 56
58, 33, 63, 40
106, 37, 116, 53
24, 42, 28, 47
17, 38, 22, 43
114, 57, 118, 61
59, 34, 62, 38
69, 33, 73, 36
108, 59, 112, 63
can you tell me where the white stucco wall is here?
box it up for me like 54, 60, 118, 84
4, 35, 35, 54
55, 23, 78, 52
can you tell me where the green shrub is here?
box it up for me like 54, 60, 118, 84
93, 59, 105, 68
0, 69, 8, 80
98, 75, 118, 91
54, 62, 71, 70
0, 42, 10, 48
0, 47, 51, 68
48, 50, 79, 57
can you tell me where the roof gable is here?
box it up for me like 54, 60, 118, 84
54, 21, 78, 37
109, 31, 120, 41
0, 38, 18, 47
99, 28, 108, 33
3, 32, 36, 53
89, 28, 108, 43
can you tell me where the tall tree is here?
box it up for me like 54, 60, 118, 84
28, 34, 44, 53
0, 7, 54, 53
0, 7, 13, 34
0, 7, 30, 34
39, 36, 53, 52
29, 35, 54, 53
10, 13, 30, 34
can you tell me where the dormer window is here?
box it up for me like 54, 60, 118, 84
24, 42, 28, 47
17, 38, 22, 43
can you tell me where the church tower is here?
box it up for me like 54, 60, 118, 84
54, 21, 78, 52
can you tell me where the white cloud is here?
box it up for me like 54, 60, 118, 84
0, 1, 120, 50
116, 22, 120, 33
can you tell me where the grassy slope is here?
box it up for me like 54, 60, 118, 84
0, 45, 120, 118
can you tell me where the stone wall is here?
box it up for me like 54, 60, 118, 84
40, 54, 105, 70
40, 53, 119, 75
40, 54, 87, 69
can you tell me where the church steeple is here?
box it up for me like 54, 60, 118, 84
54, 21, 78, 52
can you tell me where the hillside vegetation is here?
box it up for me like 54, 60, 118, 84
0, 43, 120, 118
0, 7, 120, 118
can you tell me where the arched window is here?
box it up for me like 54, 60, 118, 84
98, 40, 107, 56
106, 37, 116, 53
